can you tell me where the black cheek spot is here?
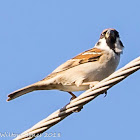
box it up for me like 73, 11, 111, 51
96, 41, 101, 46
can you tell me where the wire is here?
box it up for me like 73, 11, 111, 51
14, 56, 140, 140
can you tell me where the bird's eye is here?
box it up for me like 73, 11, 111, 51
101, 33, 104, 36
100, 31, 107, 39
100, 32, 105, 37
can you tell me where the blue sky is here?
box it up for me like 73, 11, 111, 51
0, 0, 140, 140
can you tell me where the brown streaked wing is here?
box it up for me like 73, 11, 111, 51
52, 48, 103, 73
52, 59, 81, 73
73, 48, 103, 64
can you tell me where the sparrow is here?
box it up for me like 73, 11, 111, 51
7, 28, 124, 101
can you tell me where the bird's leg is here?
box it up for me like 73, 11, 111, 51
67, 92, 83, 112
82, 81, 107, 97
82, 82, 108, 97
68, 91, 77, 100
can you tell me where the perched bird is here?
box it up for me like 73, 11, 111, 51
7, 28, 124, 101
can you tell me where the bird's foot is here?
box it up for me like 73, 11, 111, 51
89, 81, 100, 88
104, 91, 107, 97
68, 92, 77, 101
68, 91, 83, 112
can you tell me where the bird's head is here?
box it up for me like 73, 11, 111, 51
96, 28, 124, 55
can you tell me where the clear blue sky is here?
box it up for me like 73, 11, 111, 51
1, 0, 140, 140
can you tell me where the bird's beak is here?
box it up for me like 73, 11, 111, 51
105, 30, 115, 39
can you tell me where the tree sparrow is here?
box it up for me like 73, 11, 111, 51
7, 28, 124, 101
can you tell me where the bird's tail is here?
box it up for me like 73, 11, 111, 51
7, 83, 38, 101
7, 78, 57, 101
7, 79, 52, 101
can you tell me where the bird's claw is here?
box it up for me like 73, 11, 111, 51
104, 91, 107, 97
68, 92, 83, 112
70, 96, 76, 101
89, 81, 100, 89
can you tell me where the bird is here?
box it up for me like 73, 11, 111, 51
7, 28, 124, 101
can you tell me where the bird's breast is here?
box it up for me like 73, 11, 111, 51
85, 52, 120, 82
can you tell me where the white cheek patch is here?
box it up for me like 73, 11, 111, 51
98, 38, 107, 47
95, 38, 111, 51
95, 37, 123, 54
115, 38, 123, 54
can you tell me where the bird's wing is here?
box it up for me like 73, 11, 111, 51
52, 48, 103, 73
